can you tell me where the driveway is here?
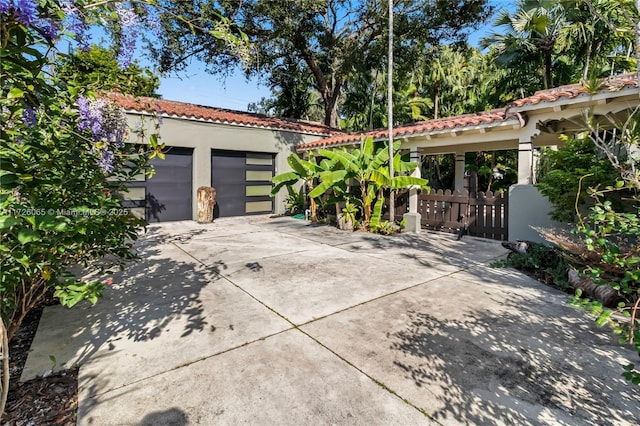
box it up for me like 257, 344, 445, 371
23, 216, 640, 425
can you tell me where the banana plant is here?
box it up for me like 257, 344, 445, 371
310, 136, 429, 227
271, 152, 321, 220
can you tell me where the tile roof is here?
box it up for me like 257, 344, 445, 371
296, 108, 519, 151
297, 73, 639, 151
109, 93, 343, 136
508, 73, 638, 108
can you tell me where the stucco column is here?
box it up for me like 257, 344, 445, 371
454, 152, 465, 192
403, 147, 421, 233
518, 136, 533, 184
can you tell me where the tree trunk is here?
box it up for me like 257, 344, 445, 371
568, 269, 622, 308
197, 186, 216, 223
362, 183, 370, 224
369, 69, 379, 130
324, 97, 339, 128
1, 317, 9, 416
582, 42, 592, 81
544, 51, 553, 89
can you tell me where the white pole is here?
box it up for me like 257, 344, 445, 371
388, 0, 395, 222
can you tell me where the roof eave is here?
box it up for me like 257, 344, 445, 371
123, 109, 335, 137
296, 117, 521, 151
509, 85, 639, 113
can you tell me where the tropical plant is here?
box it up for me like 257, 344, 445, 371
558, 109, 640, 385
310, 136, 429, 228
284, 185, 306, 215
271, 153, 321, 220
339, 200, 359, 230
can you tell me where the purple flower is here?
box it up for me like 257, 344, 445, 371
116, 5, 139, 69
14, 0, 37, 26
22, 106, 36, 128
97, 149, 114, 174
61, 1, 91, 51
143, 4, 163, 39
0, 0, 12, 14
77, 96, 106, 141
77, 95, 91, 131
39, 18, 60, 41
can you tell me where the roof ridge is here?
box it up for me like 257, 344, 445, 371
107, 92, 344, 135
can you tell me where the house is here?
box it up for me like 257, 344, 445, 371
113, 74, 639, 241
295, 73, 640, 241
112, 93, 342, 222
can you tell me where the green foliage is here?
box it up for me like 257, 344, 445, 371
566, 110, 640, 386
492, 244, 571, 290
0, 1, 163, 344
284, 185, 305, 215
537, 135, 622, 222
312, 136, 429, 227
56, 45, 160, 97
153, 0, 492, 126
271, 152, 322, 220
369, 220, 396, 236
341, 201, 359, 226
481, 0, 636, 91
465, 150, 517, 194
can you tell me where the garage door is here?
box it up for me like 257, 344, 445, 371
211, 150, 275, 217
125, 147, 193, 222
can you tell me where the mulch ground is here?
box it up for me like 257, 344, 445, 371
2, 296, 78, 425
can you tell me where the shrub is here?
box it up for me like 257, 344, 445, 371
536, 135, 621, 222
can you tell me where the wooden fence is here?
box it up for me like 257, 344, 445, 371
384, 189, 509, 241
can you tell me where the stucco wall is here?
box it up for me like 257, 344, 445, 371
508, 184, 570, 243
126, 113, 323, 219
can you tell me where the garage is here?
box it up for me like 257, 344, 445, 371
212, 150, 275, 217
125, 147, 193, 222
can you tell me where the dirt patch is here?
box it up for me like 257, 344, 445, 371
2, 297, 78, 425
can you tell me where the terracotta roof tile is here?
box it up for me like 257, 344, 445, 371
296, 108, 516, 151
509, 73, 638, 108
109, 93, 343, 136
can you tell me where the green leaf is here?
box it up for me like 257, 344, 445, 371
0, 215, 20, 229
17, 228, 41, 244
8, 87, 24, 99
369, 197, 384, 228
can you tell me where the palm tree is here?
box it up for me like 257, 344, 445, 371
482, 0, 569, 89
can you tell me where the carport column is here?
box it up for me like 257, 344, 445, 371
403, 147, 421, 233
518, 136, 533, 184
454, 152, 465, 192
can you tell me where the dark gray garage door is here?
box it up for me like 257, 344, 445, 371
125, 147, 193, 222
211, 150, 275, 217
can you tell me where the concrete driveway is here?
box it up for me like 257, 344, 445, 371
23, 216, 640, 425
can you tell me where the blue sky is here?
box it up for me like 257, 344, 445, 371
155, 1, 512, 111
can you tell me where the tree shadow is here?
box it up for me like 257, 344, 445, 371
390, 292, 640, 424
25, 226, 228, 403
349, 230, 507, 271
135, 408, 189, 425
146, 193, 166, 222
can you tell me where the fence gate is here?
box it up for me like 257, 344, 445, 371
386, 189, 509, 241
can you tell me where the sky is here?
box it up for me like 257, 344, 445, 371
154, 1, 513, 112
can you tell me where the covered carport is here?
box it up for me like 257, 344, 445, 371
296, 73, 640, 240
